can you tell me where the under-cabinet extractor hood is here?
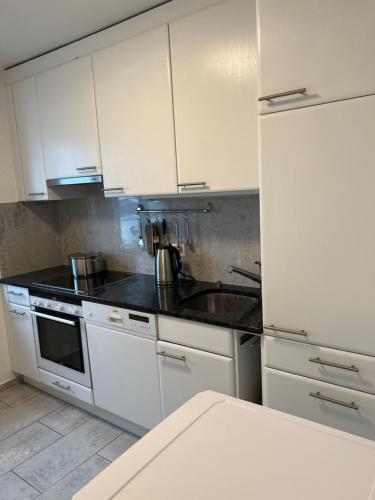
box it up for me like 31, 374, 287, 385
47, 175, 103, 186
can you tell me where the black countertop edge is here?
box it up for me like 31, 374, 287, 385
0, 266, 263, 335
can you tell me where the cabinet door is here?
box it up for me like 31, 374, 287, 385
260, 96, 375, 355
170, 0, 258, 194
258, 0, 375, 113
9, 304, 39, 380
36, 56, 101, 180
87, 324, 162, 430
12, 77, 47, 201
158, 340, 235, 417
93, 25, 177, 197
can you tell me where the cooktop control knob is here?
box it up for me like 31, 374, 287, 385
58, 304, 64, 312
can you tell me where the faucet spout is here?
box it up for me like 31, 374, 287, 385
227, 265, 262, 286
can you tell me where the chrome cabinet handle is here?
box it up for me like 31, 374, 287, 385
309, 391, 359, 411
178, 182, 208, 191
157, 351, 186, 362
8, 291, 24, 296
309, 357, 359, 373
28, 192, 46, 196
259, 88, 307, 102
264, 325, 308, 337
76, 166, 97, 172
10, 310, 26, 316
52, 381, 71, 391
30, 310, 76, 326
103, 187, 125, 194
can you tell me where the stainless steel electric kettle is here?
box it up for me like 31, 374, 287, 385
155, 244, 182, 286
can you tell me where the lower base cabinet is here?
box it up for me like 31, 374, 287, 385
86, 323, 162, 430
158, 340, 235, 417
264, 367, 375, 441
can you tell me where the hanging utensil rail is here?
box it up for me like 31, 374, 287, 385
135, 203, 212, 214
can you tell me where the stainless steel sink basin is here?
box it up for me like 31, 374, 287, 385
179, 290, 260, 317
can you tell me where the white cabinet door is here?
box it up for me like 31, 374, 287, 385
12, 77, 47, 201
158, 340, 235, 418
87, 323, 162, 430
170, 0, 258, 194
9, 304, 39, 380
93, 25, 177, 197
36, 56, 101, 180
257, 0, 375, 114
260, 95, 375, 356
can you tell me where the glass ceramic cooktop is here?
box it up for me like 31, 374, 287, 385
34, 270, 135, 295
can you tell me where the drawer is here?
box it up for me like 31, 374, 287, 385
39, 369, 94, 405
158, 315, 233, 357
264, 367, 375, 440
6, 285, 30, 306
264, 336, 375, 395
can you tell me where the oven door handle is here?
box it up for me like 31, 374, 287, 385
30, 310, 77, 326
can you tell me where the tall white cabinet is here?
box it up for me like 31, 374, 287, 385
93, 25, 177, 197
257, 0, 375, 113
12, 77, 47, 201
170, 0, 258, 193
36, 56, 101, 180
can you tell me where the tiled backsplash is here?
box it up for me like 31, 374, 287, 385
0, 193, 261, 286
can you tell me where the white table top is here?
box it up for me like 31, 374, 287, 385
74, 392, 375, 500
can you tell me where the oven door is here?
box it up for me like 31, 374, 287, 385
31, 307, 92, 388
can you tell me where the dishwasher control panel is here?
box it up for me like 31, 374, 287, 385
82, 301, 156, 338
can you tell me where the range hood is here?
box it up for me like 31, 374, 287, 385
47, 175, 103, 186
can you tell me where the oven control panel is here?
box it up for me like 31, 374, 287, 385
30, 296, 83, 317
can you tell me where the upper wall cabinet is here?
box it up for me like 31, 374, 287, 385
170, 0, 258, 194
257, 0, 375, 114
12, 77, 48, 201
93, 25, 177, 197
36, 56, 101, 180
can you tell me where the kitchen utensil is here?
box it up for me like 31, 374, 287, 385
138, 218, 144, 248
145, 223, 155, 256
68, 251, 105, 278
155, 244, 182, 286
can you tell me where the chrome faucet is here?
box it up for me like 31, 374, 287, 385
227, 261, 262, 286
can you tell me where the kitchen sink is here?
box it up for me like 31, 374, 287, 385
179, 289, 260, 317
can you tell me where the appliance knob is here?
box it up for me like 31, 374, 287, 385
38, 300, 44, 307
58, 305, 65, 312
73, 308, 80, 315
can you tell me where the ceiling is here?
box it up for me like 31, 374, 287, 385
0, 0, 169, 70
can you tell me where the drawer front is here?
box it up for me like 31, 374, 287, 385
158, 315, 233, 357
264, 337, 375, 395
264, 367, 375, 440
39, 369, 94, 405
6, 285, 30, 306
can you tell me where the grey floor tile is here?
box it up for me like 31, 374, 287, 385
15, 417, 122, 492
0, 400, 10, 411
0, 422, 60, 476
98, 431, 139, 462
0, 393, 65, 442
40, 404, 91, 435
0, 381, 41, 408
37, 455, 110, 500
0, 472, 39, 500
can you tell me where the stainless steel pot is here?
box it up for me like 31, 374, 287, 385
68, 251, 105, 278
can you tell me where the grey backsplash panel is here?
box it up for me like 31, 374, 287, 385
0, 202, 62, 277
57, 193, 261, 287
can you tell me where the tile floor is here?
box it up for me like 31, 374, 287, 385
0, 379, 139, 500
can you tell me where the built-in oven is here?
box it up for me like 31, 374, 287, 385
30, 295, 92, 388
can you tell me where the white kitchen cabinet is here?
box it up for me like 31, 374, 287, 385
158, 340, 235, 417
93, 25, 177, 197
170, 0, 258, 194
260, 95, 375, 356
86, 323, 162, 430
36, 56, 101, 180
264, 367, 375, 441
257, 0, 375, 114
9, 304, 39, 380
12, 77, 48, 201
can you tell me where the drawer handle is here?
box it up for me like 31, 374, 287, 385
28, 192, 46, 196
309, 357, 360, 373
258, 88, 307, 102
8, 291, 24, 296
52, 381, 71, 391
10, 310, 26, 316
157, 351, 186, 362
265, 325, 307, 336
309, 391, 359, 411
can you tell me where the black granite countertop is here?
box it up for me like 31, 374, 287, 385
1, 266, 262, 334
